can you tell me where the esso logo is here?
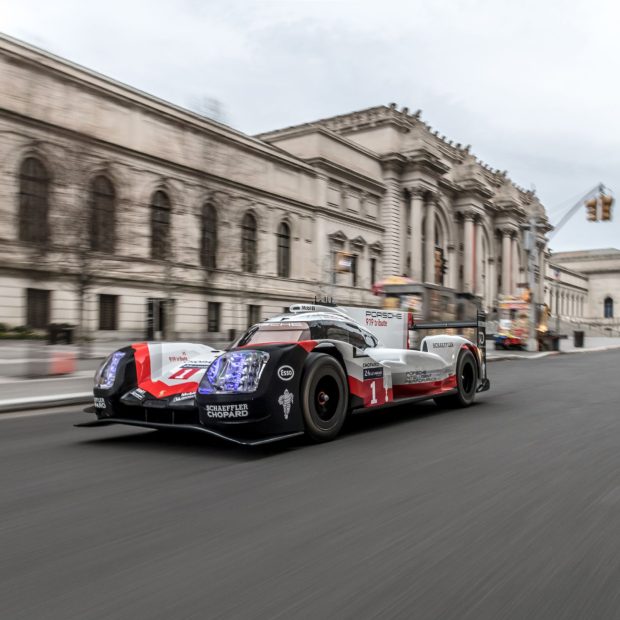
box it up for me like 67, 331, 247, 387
277, 365, 295, 381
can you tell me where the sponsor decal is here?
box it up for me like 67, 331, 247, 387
432, 342, 454, 349
364, 310, 403, 319
278, 388, 294, 420
478, 332, 486, 347
94, 397, 106, 409
204, 404, 249, 419
168, 353, 189, 363
171, 391, 195, 403
277, 365, 295, 381
405, 369, 449, 384
364, 310, 403, 328
131, 388, 147, 401
179, 361, 214, 369
363, 366, 384, 380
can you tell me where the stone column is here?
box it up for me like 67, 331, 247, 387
487, 257, 496, 309
463, 212, 475, 293
380, 172, 402, 276
424, 194, 436, 283
501, 228, 512, 296
537, 244, 545, 303
512, 235, 520, 296
549, 286, 554, 314
475, 218, 484, 296
410, 188, 424, 282
447, 244, 457, 290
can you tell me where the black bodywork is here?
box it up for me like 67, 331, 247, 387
79, 342, 315, 445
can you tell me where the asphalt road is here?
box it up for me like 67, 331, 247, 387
2, 351, 620, 620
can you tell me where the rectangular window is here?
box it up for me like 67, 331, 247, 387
351, 255, 358, 287
327, 185, 341, 208
99, 294, 118, 330
247, 305, 261, 327
26, 288, 50, 329
208, 302, 221, 332
370, 258, 377, 287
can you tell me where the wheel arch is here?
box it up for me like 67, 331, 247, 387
458, 343, 482, 383
307, 342, 348, 376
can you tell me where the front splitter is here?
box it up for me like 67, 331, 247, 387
75, 418, 305, 446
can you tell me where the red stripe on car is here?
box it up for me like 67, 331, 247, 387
392, 375, 457, 399
348, 375, 393, 408
132, 343, 200, 399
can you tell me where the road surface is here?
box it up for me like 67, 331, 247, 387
1, 351, 620, 619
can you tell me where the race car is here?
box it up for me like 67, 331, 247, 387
77, 304, 490, 445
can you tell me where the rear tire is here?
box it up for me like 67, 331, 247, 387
301, 353, 348, 441
434, 349, 478, 408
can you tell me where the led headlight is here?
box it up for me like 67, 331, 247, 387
198, 350, 269, 395
94, 351, 125, 389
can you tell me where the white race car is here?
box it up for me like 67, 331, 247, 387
79, 304, 489, 445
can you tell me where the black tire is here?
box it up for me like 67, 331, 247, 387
301, 353, 348, 442
434, 349, 478, 408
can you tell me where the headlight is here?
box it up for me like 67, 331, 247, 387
198, 350, 269, 395
94, 351, 125, 389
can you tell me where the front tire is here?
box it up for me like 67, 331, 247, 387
434, 349, 478, 408
301, 353, 348, 441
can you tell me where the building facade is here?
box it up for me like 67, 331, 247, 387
547, 249, 620, 325
0, 35, 553, 343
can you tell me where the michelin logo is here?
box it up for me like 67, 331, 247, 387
278, 389, 294, 420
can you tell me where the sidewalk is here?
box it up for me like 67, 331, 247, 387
0, 371, 93, 413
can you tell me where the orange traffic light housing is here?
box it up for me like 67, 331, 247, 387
585, 197, 598, 221
600, 194, 614, 221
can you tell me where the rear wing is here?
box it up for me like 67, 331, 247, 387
412, 311, 488, 385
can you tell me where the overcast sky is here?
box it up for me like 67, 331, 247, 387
3, 0, 619, 252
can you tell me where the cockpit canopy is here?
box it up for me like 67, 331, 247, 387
233, 317, 379, 349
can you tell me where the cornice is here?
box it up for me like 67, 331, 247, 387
406, 148, 450, 176
0, 34, 317, 176
303, 157, 385, 194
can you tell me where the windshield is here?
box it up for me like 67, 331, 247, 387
233, 322, 311, 348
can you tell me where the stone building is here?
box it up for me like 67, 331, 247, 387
0, 34, 553, 342
547, 249, 620, 325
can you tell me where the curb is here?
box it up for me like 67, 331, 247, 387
488, 352, 559, 362
0, 392, 92, 414
488, 343, 620, 362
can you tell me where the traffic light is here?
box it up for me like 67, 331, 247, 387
585, 197, 598, 221
600, 194, 614, 221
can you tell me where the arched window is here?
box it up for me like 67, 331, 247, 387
19, 157, 49, 244
151, 190, 171, 260
89, 175, 116, 252
200, 203, 217, 269
277, 221, 290, 278
241, 212, 257, 273
604, 296, 614, 319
